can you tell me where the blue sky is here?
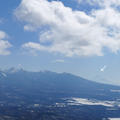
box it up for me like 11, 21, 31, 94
1, 0, 120, 85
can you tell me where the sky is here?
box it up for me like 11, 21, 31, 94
1, 0, 120, 85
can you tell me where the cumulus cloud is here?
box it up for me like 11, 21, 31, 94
15, 0, 120, 57
77, 0, 120, 8
0, 31, 12, 55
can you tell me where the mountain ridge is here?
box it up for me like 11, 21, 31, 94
0, 68, 119, 88
0, 68, 120, 101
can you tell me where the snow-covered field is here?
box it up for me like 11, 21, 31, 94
109, 118, 120, 120
64, 98, 120, 107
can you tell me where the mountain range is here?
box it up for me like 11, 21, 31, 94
0, 68, 120, 120
0, 68, 120, 101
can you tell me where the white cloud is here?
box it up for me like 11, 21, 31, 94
100, 65, 107, 72
0, 31, 12, 55
15, 0, 120, 57
77, 0, 120, 8
52, 59, 65, 63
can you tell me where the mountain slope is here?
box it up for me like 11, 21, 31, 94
1, 69, 120, 120
0, 69, 120, 101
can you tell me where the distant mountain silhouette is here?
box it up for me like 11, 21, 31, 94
0, 69, 120, 101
